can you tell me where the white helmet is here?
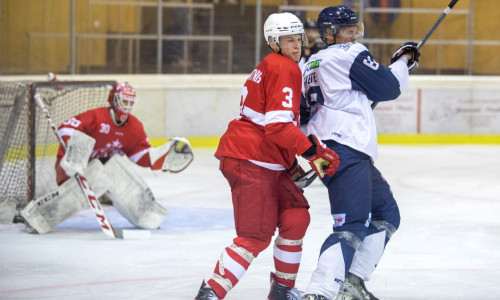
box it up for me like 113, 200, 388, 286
264, 12, 305, 47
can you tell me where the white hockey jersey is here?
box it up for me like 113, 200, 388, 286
301, 42, 409, 161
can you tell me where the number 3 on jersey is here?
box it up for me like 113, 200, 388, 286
240, 85, 294, 113
282, 87, 293, 108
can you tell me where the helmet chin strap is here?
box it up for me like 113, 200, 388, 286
109, 107, 128, 126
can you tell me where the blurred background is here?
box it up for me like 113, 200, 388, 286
1, 0, 497, 76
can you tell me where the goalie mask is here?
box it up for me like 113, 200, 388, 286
108, 82, 136, 125
264, 12, 306, 50
317, 6, 364, 45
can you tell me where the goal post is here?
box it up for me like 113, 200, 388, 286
0, 80, 116, 223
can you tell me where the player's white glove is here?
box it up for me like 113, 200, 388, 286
391, 42, 420, 71
300, 134, 340, 179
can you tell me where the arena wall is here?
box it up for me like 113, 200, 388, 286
3, 74, 500, 146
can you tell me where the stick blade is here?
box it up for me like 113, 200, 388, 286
115, 229, 152, 240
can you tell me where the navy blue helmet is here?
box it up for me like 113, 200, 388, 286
317, 6, 362, 42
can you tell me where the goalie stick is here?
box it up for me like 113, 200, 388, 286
371, 0, 460, 109
34, 93, 118, 239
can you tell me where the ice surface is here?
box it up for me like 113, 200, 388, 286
1, 146, 500, 299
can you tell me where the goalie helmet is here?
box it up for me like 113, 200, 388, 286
108, 82, 136, 124
264, 12, 305, 48
317, 6, 364, 44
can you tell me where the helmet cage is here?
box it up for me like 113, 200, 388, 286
111, 83, 136, 114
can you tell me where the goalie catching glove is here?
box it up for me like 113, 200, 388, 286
391, 41, 420, 71
301, 134, 340, 178
149, 137, 194, 173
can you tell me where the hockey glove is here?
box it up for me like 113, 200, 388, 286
391, 42, 420, 71
301, 134, 340, 179
287, 158, 306, 181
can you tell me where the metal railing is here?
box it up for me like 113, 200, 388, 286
27, 32, 233, 74
55, 0, 228, 74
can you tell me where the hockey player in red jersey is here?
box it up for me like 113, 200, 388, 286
195, 13, 340, 300
21, 82, 194, 234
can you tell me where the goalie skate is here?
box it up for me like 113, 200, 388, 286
335, 273, 379, 300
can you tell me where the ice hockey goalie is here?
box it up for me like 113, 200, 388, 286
20, 82, 194, 234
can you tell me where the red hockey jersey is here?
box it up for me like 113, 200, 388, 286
215, 52, 312, 169
56, 107, 152, 168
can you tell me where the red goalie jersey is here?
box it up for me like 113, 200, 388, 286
55, 107, 152, 184
215, 52, 312, 169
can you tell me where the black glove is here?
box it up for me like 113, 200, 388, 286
391, 42, 420, 71
287, 158, 306, 181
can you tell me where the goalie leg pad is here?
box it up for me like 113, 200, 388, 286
19, 159, 113, 234
59, 130, 96, 177
20, 177, 89, 234
85, 159, 113, 198
105, 155, 169, 229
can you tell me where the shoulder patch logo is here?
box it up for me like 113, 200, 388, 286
309, 59, 322, 69
303, 59, 322, 75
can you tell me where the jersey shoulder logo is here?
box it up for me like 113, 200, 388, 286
247, 68, 262, 84
304, 59, 322, 74
337, 42, 357, 51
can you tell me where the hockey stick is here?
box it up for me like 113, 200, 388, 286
295, 169, 318, 190
371, 0, 460, 109
34, 93, 118, 238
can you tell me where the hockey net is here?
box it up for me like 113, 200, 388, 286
0, 80, 116, 223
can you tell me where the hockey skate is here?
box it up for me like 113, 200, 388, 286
195, 281, 219, 300
268, 272, 303, 300
335, 273, 379, 300
302, 294, 327, 300
13, 213, 38, 234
